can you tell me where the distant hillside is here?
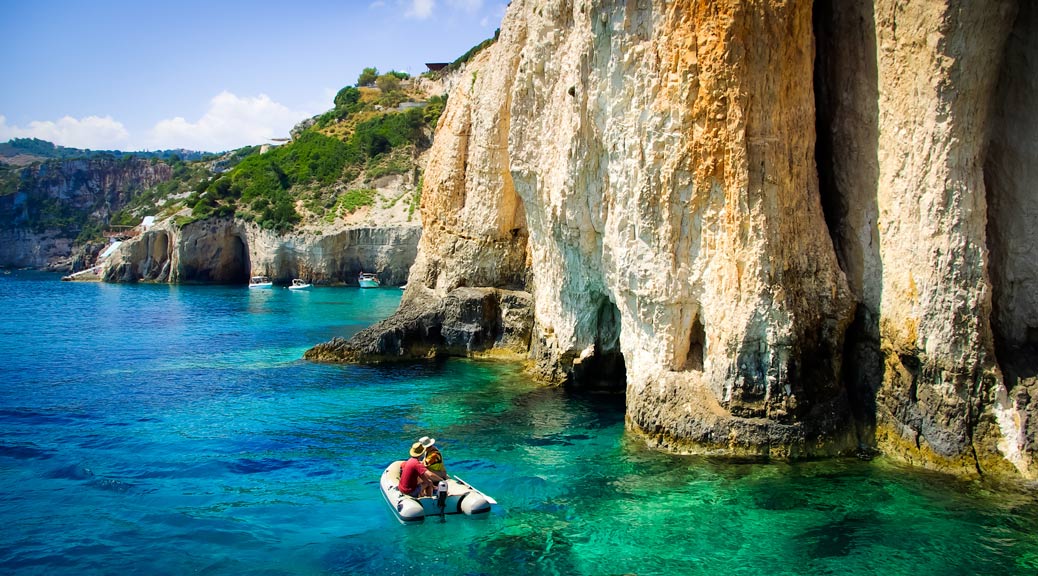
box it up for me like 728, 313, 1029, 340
0, 31, 501, 272
179, 72, 450, 232
0, 138, 212, 165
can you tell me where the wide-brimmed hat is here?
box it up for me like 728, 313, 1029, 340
409, 442, 426, 458
418, 436, 436, 448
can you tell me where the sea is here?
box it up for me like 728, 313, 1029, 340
1, 270, 1036, 576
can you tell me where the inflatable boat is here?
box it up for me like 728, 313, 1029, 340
380, 460, 495, 523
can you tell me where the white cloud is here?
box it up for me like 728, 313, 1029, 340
403, 0, 435, 19
0, 91, 310, 152
0, 114, 130, 150
146, 91, 311, 152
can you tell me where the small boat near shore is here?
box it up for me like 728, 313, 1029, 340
358, 272, 380, 288
379, 460, 495, 523
248, 275, 273, 289
288, 279, 311, 290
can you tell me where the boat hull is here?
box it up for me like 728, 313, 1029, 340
249, 276, 273, 289
359, 279, 380, 288
379, 461, 492, 523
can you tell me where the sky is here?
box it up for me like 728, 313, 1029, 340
0, 0, 508, 152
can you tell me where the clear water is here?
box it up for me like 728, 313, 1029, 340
1, 271, 1036, 576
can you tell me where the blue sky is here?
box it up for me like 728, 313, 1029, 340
0, 0, 507, 152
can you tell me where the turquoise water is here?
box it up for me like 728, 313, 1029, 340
1, 271, 1036, 575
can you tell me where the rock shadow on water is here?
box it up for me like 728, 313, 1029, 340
46, 463, 97, 480
751, 489, 811, 511
87, 476, 137, 493
0, 442, 55, 460
0, 408, 99, 426
796, 512, 882, 559
45, 462, 139, 493
227, 457, 299, 475
320, 533, 421, 575
468, 516, 580, 576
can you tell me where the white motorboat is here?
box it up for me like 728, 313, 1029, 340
248, 275, 273, 289
358, 272, 380, 288
379, 460, 495, 523
288, 278, 311, 290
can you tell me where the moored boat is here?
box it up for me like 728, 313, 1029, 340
288, 278, 311, 290
248, 275, 273, 289
379, 460, 494, 523
358, 272, 380, 288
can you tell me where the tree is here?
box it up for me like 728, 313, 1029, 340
334, 86, 361, 109
357, 67, 378, 87
375, 73, 401, 93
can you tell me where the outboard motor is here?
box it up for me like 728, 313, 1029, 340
436, 480, 449, 518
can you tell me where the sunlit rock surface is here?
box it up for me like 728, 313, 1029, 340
105, 218, 421, 287
309, 0, 1038, 480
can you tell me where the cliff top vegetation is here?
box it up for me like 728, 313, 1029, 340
0, 138, 212, 165
179, 68, 446, 232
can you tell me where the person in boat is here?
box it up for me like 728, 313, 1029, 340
418, 436, 447, 496
398, 441, 443, 498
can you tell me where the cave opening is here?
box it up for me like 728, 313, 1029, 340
186, 234, 248, 284
685, 314, 705, 371
569, 297, 627, 393
812, 0, 841, 255
226, 235, 249, 285
144, 231, 170, 281
813, 0, 883, 451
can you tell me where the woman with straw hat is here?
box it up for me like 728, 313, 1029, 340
418, 436, 447, 495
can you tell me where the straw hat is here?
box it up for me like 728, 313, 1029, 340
418, 436, 436, 448
409, 442, 426, 458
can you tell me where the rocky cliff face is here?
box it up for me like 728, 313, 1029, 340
105, 218, 420, 287
315, 0, 1036, 481
0, 158, 173, 270
815, 0, 1033, 478
0, 229, 75, 269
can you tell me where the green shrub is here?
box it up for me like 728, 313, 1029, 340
408, 176, 422, 222
440, 32, 498, 76
366, 147, 413, 181
109, 209, 137, 227
375, 74, 401, 93
75, 222, 103, 243
337, 188, 376, 215
423, 95, 447, 126
377, 91, 408, 109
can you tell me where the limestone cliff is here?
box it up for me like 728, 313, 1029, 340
308, 0, 1036, 481
104, 218, 420, 286
816, 0, 1034, 478
0, 157, 173, 270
